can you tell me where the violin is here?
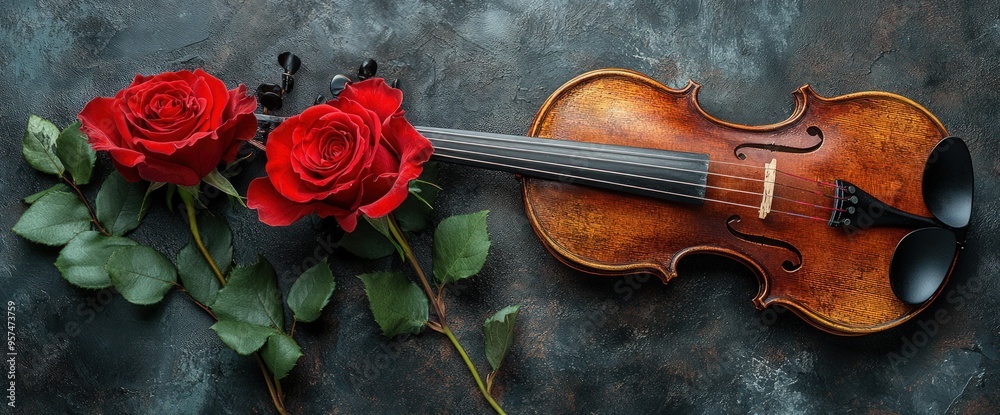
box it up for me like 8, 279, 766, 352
260, 69, 975, 335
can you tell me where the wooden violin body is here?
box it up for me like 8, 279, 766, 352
523, 69, 956, 335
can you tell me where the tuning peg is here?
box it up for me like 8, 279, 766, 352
358, 58, 378, 80
256, 83, 283, 111
314, 95, 325, 105
281, 73, 296, 93
277, 52, 301, 93
329, 74, 351, 99
278, 52, 301, 74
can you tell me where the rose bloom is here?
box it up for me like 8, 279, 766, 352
247, 78, 433, 232
78, 69, 258, 186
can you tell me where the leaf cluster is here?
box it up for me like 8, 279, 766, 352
344, 167, 522, 391
13, 115, 337, 381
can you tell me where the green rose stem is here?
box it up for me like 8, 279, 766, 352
62, 175, 110, 236
179, 189, 289, 415
181, 190, 227, 287
386, 215, 507, 415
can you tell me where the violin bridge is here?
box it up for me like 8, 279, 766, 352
759, 158, 777, 219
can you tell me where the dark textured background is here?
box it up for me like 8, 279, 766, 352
2, 0, 998, 414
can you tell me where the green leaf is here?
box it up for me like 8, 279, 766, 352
483, 305, 521, 372
395, 162, 441, 232
338, 219, 397, 260
179, 185, 206, 209
12, 191, 92, 246
177, 245, 219, 306
224, 151, 254, 173
96, 172, 148, 236
366, 216, 393, 238
55, 231, 137, 289
24, 183, 70, 204
55, 121, 96, 185
261, 333, 303, 379
106, 245, 178, 305
196, 215, 233, 273
213, 257, 284, 331
287, 258, 336, 323
357, 272, 428, 337
210, 319, 278, 355
179, 185, 200, 199
433, 210, 491, 285
140, 182, 166, 215
165, 184, 177, 213
21, 115, 64, 176
204, 169, 246, 206
176, 214, 232, 307
364, 216, 404, 259
208, 257, 288, 357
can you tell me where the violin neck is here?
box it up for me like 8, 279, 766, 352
253, 114, 711, 204
415, 126, 710, 205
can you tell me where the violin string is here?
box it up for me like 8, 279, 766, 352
427, 135, 847, 207
433, 145, 843, 212
775, 170, 841, 188
258, 117, 840, 192
417, 127, 845, 190
432, 144, 743, 197
435, 146, 844, 214
431, 152, 832, 222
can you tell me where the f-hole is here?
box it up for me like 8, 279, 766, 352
735, 126, 824, 160
726, 215, 803, 272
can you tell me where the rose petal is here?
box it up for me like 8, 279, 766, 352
195, 69, 230, 130
79, 96, 124, 150
247, 177, 356, 229
106, 147, 145, 183
218, 112, 259, 163
107, 147, 145, 167
291, 110, 376, 190
111, 159, 143, 182
333, 210, 360, 233
133, 131, 214, 156
124, 79, 201, 141
358, 116, 433, 218
160, 132, 226, 179
331, 78, 402, 121
247, 178, 317, 226
266, 105, 378, 203
135, 155, 202, 186
366, 140, 400, 177
224, 84, 259, 120
265, 111, 324, 203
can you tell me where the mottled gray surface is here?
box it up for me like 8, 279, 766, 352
1, 0, 998, 414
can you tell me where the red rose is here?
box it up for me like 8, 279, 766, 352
78, 69, 258, 186
247, 78, 433, 231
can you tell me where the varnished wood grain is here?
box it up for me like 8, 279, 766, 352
523, 69, 953, 335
